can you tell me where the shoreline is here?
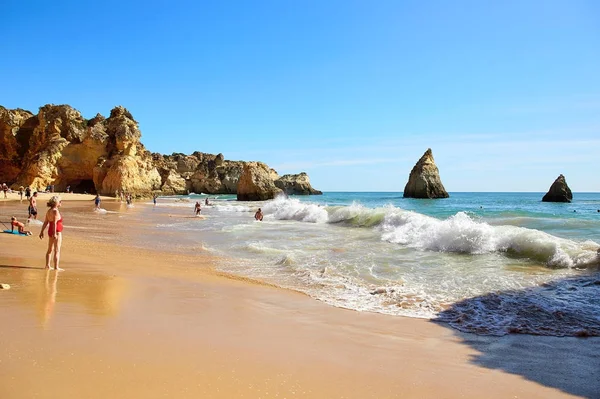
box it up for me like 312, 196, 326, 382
1, 200, 598, 398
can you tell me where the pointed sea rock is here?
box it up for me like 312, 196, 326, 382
542, 174, 572, 203
403, 148, 449, 199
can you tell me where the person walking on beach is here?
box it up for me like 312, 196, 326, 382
94, 194, 101, 210
254, 208, 264, 221
18, 186, 24, 202
2, 183, 7, 198
28, 192, 38, 221
194, 201, 201, 216
25, 186, 31, 200
10, 216, 32, 235
153, 194, 158, 206
39, 195, 63, 270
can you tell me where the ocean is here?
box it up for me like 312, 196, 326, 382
83, 192, 600, 337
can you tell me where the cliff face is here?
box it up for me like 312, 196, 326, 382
0, 104, 322, 199
403, 148, 449, 199
542, 174, 573, 203
0, 106, 35, 183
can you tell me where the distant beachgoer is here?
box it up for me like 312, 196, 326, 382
126, 194, 132, 205
11, 216, 32, 235
94, 194, 101, 210
2, 183, 7, 198
153, 194, 158, 205
65, 185, 70, 193
40, 195, 63, 270
28, 192, 38, 221
194, 201, 201, 215
25, 186, 31, 200
205, 197, 210, 206
254, 208, 263, 221
18, 186, 24, 202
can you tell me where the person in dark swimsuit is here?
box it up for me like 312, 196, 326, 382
194, 201, 201, 216
40, 195, 63, 270
28, 192, 38, 220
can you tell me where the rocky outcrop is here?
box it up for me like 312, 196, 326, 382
0, 104, 322, 199
237, 162, 283, 201
8, 104, 161, 196
0, 107, 35, 183
542, 174, 573, 203
403, 148, 449, 199
275, 172, 323, 195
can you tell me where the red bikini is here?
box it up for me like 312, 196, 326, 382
48, 218, 63, 237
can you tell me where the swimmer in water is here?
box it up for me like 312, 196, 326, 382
254, 208, 263, 221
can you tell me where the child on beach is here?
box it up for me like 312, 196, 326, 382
10, 216, 32, 235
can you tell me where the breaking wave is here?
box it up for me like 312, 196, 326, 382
258, 197, 600, 268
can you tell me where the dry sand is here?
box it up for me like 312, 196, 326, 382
1, 199, 598, 399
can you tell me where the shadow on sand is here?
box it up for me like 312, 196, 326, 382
433, 271, 600, 399
0, 264, 43, 270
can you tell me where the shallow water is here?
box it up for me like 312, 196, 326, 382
67, 192, 600, 336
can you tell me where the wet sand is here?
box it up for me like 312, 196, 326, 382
1, 199, 598, 399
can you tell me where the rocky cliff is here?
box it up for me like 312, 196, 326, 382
542, 174, 573, 203
0, 104, 322, 200
403, 148, 449, 199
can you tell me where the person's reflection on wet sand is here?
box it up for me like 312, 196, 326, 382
42, 269, 58, 329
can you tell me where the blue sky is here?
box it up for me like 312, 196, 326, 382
2, 0, 599, 191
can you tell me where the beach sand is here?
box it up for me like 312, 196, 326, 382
1, 198, 598, 399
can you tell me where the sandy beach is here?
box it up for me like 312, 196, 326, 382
1, 197, 598, 399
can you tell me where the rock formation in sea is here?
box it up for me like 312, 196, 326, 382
275, 172, 323, 195
0, 104, 322, 200
542, 174, 573, 203
237, 162, 283, 201
403, 148, 449, 199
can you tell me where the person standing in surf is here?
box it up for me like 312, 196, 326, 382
94, 194, 101, 210
194, 201, 201, 216
39, 195, 63, 270
254, 208, 263, 221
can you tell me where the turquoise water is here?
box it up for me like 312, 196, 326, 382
301, 192, 600, 242
81, 192, 600, 336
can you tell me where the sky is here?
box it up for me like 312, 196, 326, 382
2, 0, 599, 192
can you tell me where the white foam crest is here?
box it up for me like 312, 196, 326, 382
381, 211, 599, 268
262, 196, 328, 223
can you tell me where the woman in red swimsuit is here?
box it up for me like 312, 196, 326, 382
40, 195, 63, 270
